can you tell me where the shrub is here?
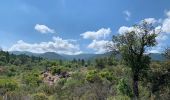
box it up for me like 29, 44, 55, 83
117, 78, 133, 97
33, 93, 48, 100
99, 70, 116, 82
22, 71, 41, 87
3, 92, 31, 100
86, 70, 99, 83
0, 78, 18, 95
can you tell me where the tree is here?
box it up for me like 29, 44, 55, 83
81, 59, 85, 66
59, 59, 63, 65
72, 58, 77, 63
95, 58, 105, 69
5, 52, 10, 63
13, 58, 22, 66
109, 21, 159, 98
164, 47, 170, 59
0, 56, 7, 65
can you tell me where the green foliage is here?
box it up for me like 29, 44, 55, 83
111, 22, 159, 98
22, 71, 41, 87
0, 56, 7, 63
13, 58, 22, 66
0, 48, 169, 99
99, 70, 116, 82
86, 70, 99, 83
146, 61, 170, 99
51, 66, 69, 75
95, 58, 106, 69
33, 93, 48, 100
0, 78, 18, 95
117, 79, 133, 97
38, 84, 56, 95
3, 92, 30, 100
111, 95, 131, 100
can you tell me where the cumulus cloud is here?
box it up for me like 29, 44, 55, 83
80, 28, 111, 40
155, 10, 170, 42
143, 18, 157, 24
35, 24, 55, 34
162, 11, 170, 33
150, 12, 170, 53
148, 49, 160, 53
88, 40, 113, 54
8, 37, 82, 55
156, 26, 168, 41
148, 43, 166, 53
123, 10, 131, 21
118, 26, 135, 34
162, 18, 170, 33
118, 18, 159, 35
165, 10, 170, 17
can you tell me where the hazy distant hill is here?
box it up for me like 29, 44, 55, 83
148, 53, 166, 61
38, 52, 65, 60
10, 51, 38, 56
61, 54, 97, 60
10, 51, 65, 60
10, 51, 110, 60
10, 51, 166, 61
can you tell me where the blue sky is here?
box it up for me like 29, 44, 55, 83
0, 0, 170, 54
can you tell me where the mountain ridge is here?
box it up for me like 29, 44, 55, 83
10, 51, 166, 61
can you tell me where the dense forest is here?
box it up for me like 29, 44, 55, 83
0, 22, 170, 100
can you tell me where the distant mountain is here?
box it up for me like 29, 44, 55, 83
149, 53, 166, 61
38, 52, 65, 60
10, 51, 38, 56
10, 51, 110, 60
10, 51, 65, 60
61, 54, 97, 60
10, 51, 166, 61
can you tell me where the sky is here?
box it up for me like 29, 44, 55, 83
0, 0, 170, 55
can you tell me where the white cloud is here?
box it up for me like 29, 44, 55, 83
35, 24, 55, 34
8, 37, 82, 55
118, 26, 135, 34
162, 18, 170, 33
156, 31, 168, 41
165, 10, 170, 17
155, 26, 162, 34
148, 43, 165, 53
156, 10, 170, 42
149, 12, 170, 53
119, 18, 159, 35
148, 49, 160, 53
143, 18, 157, 24
88, 40, 113, 54
123, 10, 131, 21
80, 28, 111, 40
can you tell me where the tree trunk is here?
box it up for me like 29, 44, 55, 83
133, 75, 139, 99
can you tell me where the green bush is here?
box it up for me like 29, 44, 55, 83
0, 78, 18, 95
33, 93, 48, 100
3, 92, 30, 100
22, 71, 41, 87
86, 70, 99, 83
99, 70, 116, 82
117, 78, 133, 97
38, 84, 56, 95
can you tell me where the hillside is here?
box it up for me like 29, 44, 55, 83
10, 51, 166, 61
